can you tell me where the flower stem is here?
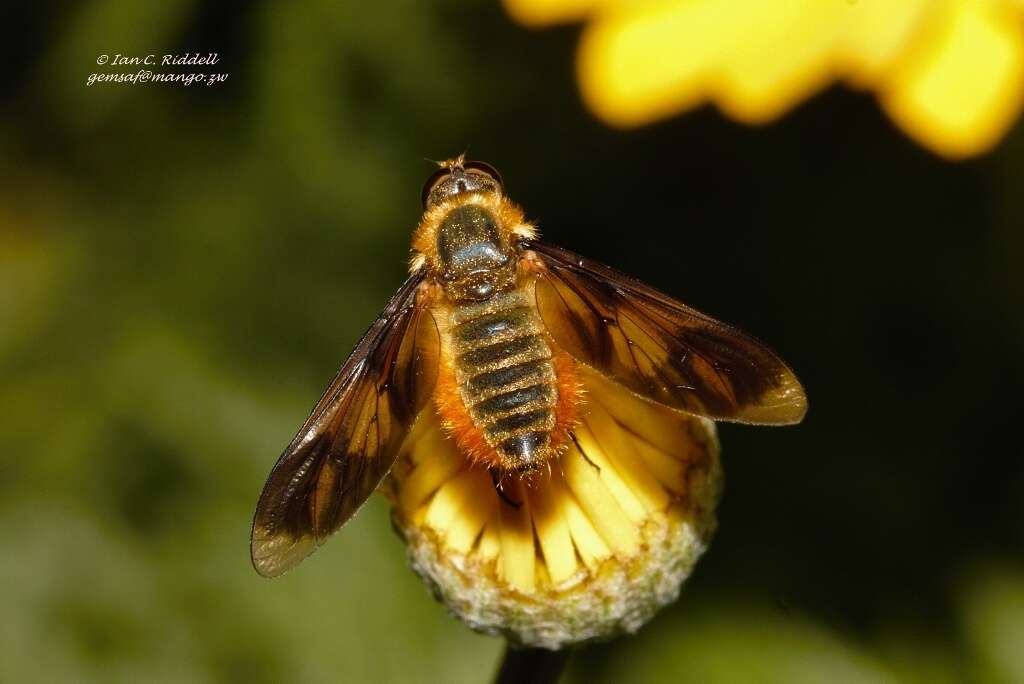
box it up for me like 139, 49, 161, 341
492, 644, 570, 684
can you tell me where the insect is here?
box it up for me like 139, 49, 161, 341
250, 156, 807, 577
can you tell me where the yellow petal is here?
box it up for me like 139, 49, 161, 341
585, 369, 692, 456
713, 0, 845, 124
631, 436, 687, 495
837, 0, 932, 86
881, 0, 1024, 158
445, 470, 495, 553
577, 0, 721, 127
563, 440, 640, 556
498, 479, 536, 592
397, 416, 464, 515
527, 472, 579, 584
572, 423, 648, 523
582, 396, 670, 513
561, 484, 612, 570
477, 520, 502, 561
424, 468, 484, 536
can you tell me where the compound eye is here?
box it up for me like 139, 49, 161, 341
463, 160, 504, 189
421, 167, 452, 209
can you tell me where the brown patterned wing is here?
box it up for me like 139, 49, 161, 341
527, 241, 806, 425
251, 270, 439, 577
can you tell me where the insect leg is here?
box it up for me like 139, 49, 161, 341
569, 431, 601, 472
489, 467, 522, 508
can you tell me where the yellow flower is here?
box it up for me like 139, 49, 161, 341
504, 0, 1024, 159
385, 368, 721, 649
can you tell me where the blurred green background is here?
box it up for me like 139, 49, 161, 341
2, 2, 1023, 682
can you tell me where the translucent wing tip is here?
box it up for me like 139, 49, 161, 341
250, 525, 317, 578
732, 377, 808, 425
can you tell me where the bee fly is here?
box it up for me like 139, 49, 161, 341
250, 156, 807, 577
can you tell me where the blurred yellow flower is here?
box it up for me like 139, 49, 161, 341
504, 0, 1024, 159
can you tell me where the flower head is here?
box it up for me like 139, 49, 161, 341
386, 368, 721, 649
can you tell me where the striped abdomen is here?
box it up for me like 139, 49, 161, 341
449, 290, 558, 471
